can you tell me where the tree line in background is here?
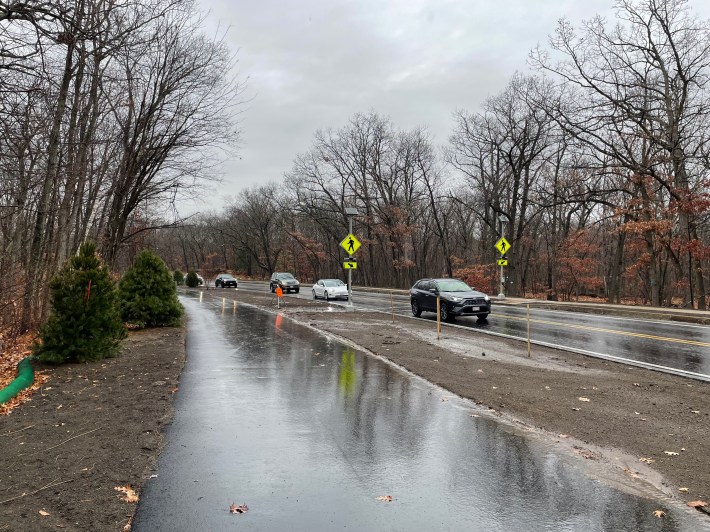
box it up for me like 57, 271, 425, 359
1, 0, 709, 344
0, 0, 244, 337
156, 0, 710, 311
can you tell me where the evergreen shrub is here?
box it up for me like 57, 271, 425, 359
34, 242, 126, 363
119, 250, 183, 328
173, 270, 184, 285
185, 270, 199, 288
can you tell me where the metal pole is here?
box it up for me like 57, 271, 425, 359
390, 291, 394, 323
348, 215, 353, 307
498, 220, 506, 300
436, 295, 441, 340
527, 304, 531, 358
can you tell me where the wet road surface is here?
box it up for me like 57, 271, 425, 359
133, 295, 701, 531
235, 281, 710, 380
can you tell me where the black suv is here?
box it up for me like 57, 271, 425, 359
410, 278, 490, 321
215, 273, 238, 288
270, 272, 300, 293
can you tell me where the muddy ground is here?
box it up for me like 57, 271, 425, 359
1, 288, 708, 530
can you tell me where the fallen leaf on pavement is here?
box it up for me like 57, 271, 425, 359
679, 487, 689, 493
558, 434, 569, 438
39, 510, 49, 516
653, 510, 666, 518
687, 501, 708, 508
639, 457, 655, 464
376, 495, 393, 502
691, 410, 700, 414
664, 451, 679, 456
114, 485, 139, 503
633, 383, 640, 387
571, 407, 580, 411
229, 503, 249, 514
578, 397, 590, 402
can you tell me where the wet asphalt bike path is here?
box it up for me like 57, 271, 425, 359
132, 295, 703, 531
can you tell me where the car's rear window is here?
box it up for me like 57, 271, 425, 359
436, 280, 471, 292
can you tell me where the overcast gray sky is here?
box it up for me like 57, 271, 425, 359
188, 0, 707, 213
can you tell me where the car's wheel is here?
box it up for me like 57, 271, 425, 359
411, 299, 421, 317
312, 289, 317, 299
294, 288, 299, 293
477, 313, 489, 321
324, 291, 329, 301
270, 284, 275, 293
215, 281, 220, 288
439, 302, 451, 322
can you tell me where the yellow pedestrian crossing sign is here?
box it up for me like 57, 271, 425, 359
497, 258, 508, 266
340, 233, 361, 254
495, 237, 511, 256
344, 261, 358, 269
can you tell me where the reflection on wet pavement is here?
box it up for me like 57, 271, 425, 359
133, 296, 702, 531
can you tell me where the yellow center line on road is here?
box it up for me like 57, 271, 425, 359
501, 314, 710, 348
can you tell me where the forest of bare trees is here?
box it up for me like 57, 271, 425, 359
0, 0, 244, 336
2, 0, 709, 343
157, 0, 710, 312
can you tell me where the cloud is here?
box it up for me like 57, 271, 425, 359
181, 0, 707, 214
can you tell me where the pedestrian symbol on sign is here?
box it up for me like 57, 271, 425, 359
495, 237, 511, 256
339, 233, 361, 254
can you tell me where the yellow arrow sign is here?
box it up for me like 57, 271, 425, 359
344, 261, 358, 269
495, 237, 511, 256
340, 233, 361, 254
497, 258, 508, 266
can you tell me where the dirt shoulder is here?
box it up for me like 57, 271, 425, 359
1, 288, 708, 530
0, 327, 185, 531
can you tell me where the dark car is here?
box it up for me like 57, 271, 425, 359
215, 273, 238, 288
270, 272, 300, 293
410, 278, 490, 322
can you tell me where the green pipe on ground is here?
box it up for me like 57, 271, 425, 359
0, 357, 35, 404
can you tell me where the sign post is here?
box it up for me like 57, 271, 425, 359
495, 236, 511, 300
340, 212, 361, 307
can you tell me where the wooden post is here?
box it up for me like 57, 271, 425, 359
527, 304, 531, 358
436, 295, 441, 340
390, 291, 394, 323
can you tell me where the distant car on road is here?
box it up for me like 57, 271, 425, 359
215, 273, 238, 288
312, 279, 348, 301
270, 272, 300, 293
410, 278, 490, 322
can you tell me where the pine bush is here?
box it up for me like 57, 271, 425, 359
185, 270, 199, 288
34, 242, 126, 364
173, 270, 184, 285
119, 250, 183, 328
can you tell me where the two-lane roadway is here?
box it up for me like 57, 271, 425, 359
230, 281, 710, 381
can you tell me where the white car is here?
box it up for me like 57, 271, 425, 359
312, 279, 349, 301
